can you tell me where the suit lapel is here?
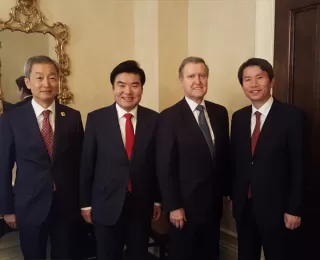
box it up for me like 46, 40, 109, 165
205, 101, 218, 138
180, 99, 212, 157
253, 100, 278, 157
52, 102, 68, 164
110, 103, 129, 162
242, 106, 253, 159
131, 105, 148, 162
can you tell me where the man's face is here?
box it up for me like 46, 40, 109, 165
113, 73, 143, 112
25, 63, 59, 105
180, 63, 208, 103
241, 65, 273, 105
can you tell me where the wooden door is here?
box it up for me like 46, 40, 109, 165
274, 0, 320, 258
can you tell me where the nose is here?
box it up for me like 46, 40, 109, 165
250, 79, 258, 88
194, 75, 201, 84
42, 77, 50, 87
124, 85, 133, 94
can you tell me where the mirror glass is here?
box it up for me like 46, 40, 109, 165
0, 30, 56, 104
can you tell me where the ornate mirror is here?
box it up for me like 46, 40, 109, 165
0, 0, 72, 111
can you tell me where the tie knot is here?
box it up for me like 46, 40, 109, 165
255, 111, 261, 119
124, 113, 133, 120
196, 105, 205, 112
42, 110, 51, 119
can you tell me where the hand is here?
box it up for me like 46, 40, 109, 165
284, 213, 301, 230
4, 214, 17, 229
170, 208, 187, 229
81, 208, 93, 224
153, 204, 161, 221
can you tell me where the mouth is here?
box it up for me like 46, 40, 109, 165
250, 90, 261, 94
122, 97, 134, 102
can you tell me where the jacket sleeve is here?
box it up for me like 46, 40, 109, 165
0, 114, 16, 215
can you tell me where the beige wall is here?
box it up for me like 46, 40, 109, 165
0, 0, 272, 116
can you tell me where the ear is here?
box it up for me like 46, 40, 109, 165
179, 76, 184, 86
24, 77, 32, 90
270, 78, 275, 89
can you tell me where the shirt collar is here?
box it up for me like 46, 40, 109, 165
115, 103, 138, 119
251, 96, 274, 117
185, 96, 206, 112
31, 98, 56, 118
23, 95, 32, 100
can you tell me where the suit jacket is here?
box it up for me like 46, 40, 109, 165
0, 101, 84, 227
231, 99, 305, 228
3, 101, 14, 111
14, 96, 33, 108
80, 103, 160, 226
156, 98, 229, 223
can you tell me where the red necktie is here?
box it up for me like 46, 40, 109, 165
41, 110, 56, 191
251, 111, 261, 154
41, 110, 53, 160
248, 111, 261, 198
124, 113, 134, 192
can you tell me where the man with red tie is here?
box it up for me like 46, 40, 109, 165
0, 55, 84, 259
230, 58, 305, 260
80, 60, 161, 260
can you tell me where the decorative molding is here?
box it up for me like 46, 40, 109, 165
0, 0, 72, 104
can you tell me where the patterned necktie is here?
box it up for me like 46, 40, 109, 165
41, 110, 53, 160
248, 111, 261, 198
124, 113, 134, 192
196, 105, 214, 157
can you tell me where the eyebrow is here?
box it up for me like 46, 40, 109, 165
116, 81, 140, 85
244, 73, 264, 78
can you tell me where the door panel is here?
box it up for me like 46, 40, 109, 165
274, 0, 320, 258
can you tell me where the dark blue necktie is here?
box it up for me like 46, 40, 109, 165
196, 105, 214, 157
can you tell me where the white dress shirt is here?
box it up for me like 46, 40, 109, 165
251, 96, 274, 135
31, 98, 55, 132
185, 96, 215, 144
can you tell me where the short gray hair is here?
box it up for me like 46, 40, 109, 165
24, 55, 59, 79
178, 56, 209, 79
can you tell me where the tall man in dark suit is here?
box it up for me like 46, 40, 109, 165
231, 58, 305, 260
80, 60, 161, 260
156, 57, 230, 260
0, 55, 84, 260
14, 75, 33, 107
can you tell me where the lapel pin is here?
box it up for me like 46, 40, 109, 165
61, 112, 66, 117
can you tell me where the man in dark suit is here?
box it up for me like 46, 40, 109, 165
14, 75, 33, 107
0, 55, 84, 260
80, 60, 161, 260
230, 58, 304, 260
156, 57, 230, 260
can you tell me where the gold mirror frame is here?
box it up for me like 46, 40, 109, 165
0, 0, 73, 104
0, 42, 3, 115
